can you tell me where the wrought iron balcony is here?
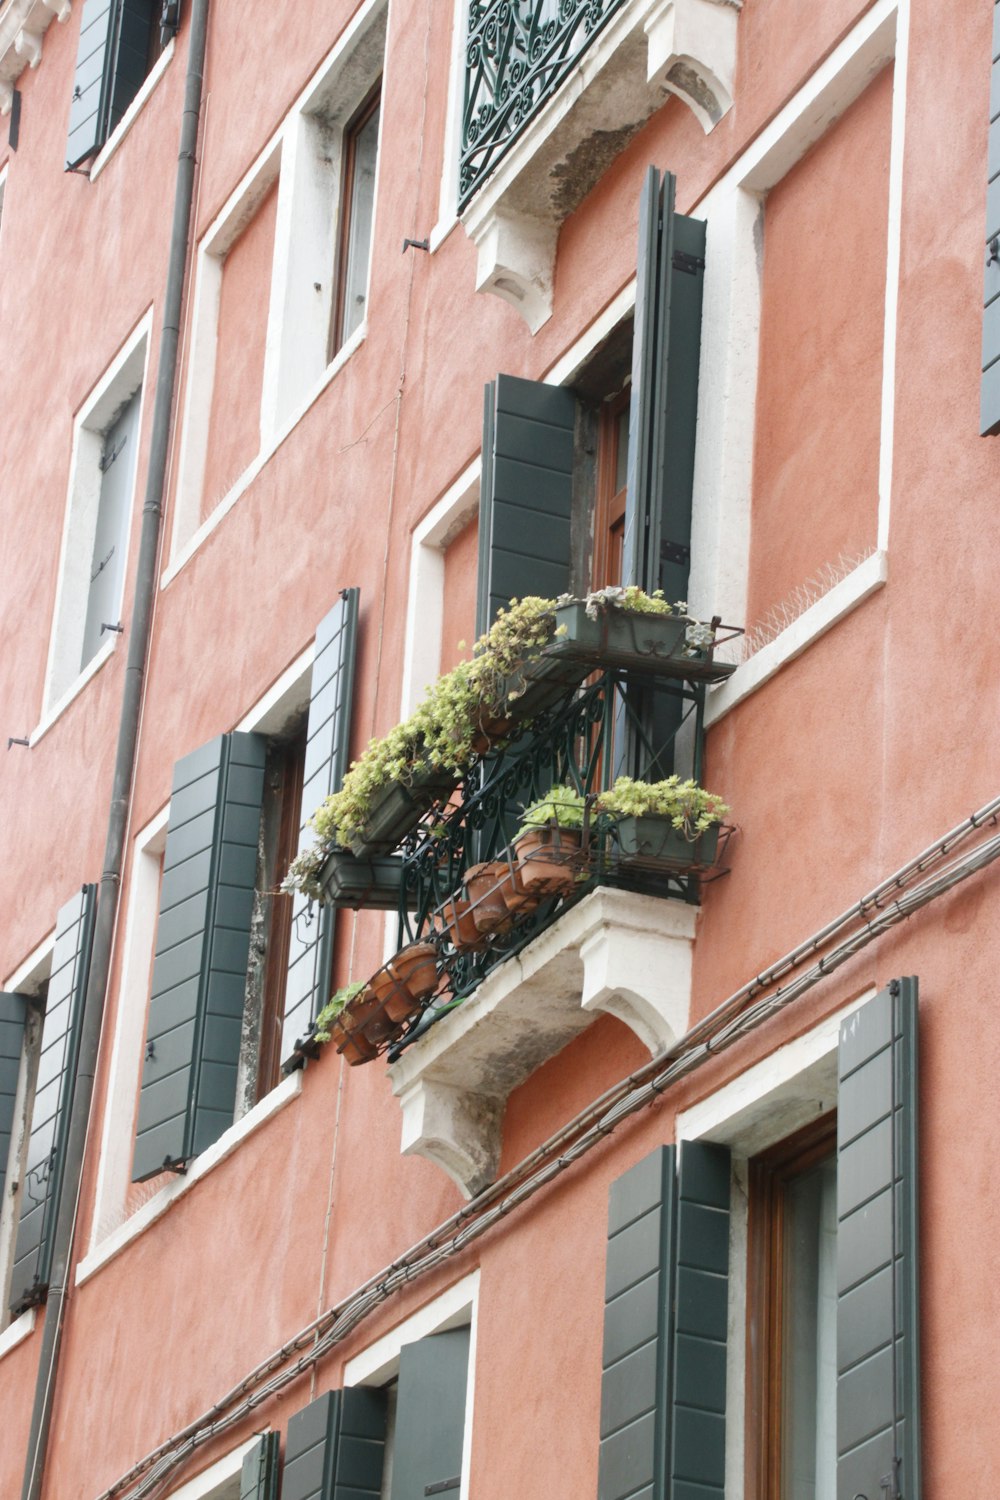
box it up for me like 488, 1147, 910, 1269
460, 0, 630, 209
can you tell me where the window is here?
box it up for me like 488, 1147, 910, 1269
81, 388, 140, 671
747, 1115, 838, 1500
332, 81, 382, 356
65, 0, 171, 170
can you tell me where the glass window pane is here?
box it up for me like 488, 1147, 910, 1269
340, 101, 380, 347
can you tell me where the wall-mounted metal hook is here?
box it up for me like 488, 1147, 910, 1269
100, 621, 124, 635
7, 737, 29, 750
402, 237, 430, 254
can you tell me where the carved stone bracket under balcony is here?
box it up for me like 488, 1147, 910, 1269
388, 886, 697, 1197
461, 0, 741, 331
0, 0, 72, 115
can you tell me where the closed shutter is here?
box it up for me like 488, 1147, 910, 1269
622, 168, 705, 604
283, 1387, 388, 1500
240, 1432, 280, 1500
281, 590, 360, 1064
65, 0, 118, 168
599, 1141, 730, 1500
983, 1, 1000, 433
81, 386, 142, 669
0, 992, 27, 1208
837, 980, 921, 1500
476, 375, 576, 634
132, 732, 267, 1182
390, 1327, 471, 1500
9, 887, 96, 1313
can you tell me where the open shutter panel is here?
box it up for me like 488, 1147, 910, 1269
670, 1141, 730, 1500
623, 168, 705, 603
390, 1327, 471, 1500
983, 2, 1000, 432
0, 992, 27, 1208
65, 0, 118, 169
107, 0, 157, 134
283, 1387, 388, 1500
476, 375, 576, 635
9, 887, 96, 1314
240, 1433, 281, 1500
282, 589, 360, 1065
599, 1146, 675, 1500
837, 980, 921, 1500
132, 732, 266, 1182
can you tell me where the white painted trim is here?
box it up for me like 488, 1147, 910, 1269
429, 0, 466, 250
878, 0, 909, 551
30, 636, 117, 745
235, 644, 315, 735
704, 551, 888, 725
542, 280, 637, 388
77, 1071, 302, 1285
3, 928, 55, 992
0, 1307, 35, 1360
344, 1269, 480, 1500
400, 459, 480, 717
88, 38, 175, 182
165, 1436, 262, 1500
163, 320, 366, 588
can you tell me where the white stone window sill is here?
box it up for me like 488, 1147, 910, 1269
704, 551, 887, 726
162, 321, 367, 589
75, 1070, 302, 1286
0, 1306, 36, 1360
389, 886, 697, 1198
88, 39, 175, 182
31, 635, 117, 746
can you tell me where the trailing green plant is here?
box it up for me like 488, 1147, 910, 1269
577, 585, 688, 619
517, 785, 587, 836
595, 776, 729, 837
313, 981, 367, 1042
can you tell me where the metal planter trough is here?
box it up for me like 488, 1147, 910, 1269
542, 601, 740, 684
318, 849, 411, 910
347, 766, 459, 856
613, 815, 721, 872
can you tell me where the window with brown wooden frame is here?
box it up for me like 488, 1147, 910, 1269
330, 81, 382, 359
592, 386, 631, 589
746, 1112, 838, 1500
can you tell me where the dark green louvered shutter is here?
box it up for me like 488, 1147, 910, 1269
599, 1142, 730, 1500
282, 590, 360, 1064
283, 1388, 388, 1500
132, 732, 266, 1182
240, 1432, 281, 1500
837, 980, 921, 1500
106, 0, 159, 134
390, 1327, 471, 1500
983, 2, 1000, 433
476, 375, 576, 634
9, 887, 96, 1314
66, 0, 160, 169
0, 992, 28, 1208
622, 168, 705, 604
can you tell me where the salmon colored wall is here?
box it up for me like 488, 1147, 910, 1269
439, 517, 479, 673
747, 66, 892, 628
200, 180, 279, 520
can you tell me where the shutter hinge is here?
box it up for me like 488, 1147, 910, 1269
424, 1480, 461, 1496
660, 539, 691, 566
672, 249, 705, 275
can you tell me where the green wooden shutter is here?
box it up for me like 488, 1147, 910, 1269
132, 732, 267, 1182
837, 980, 921, 1500
66, 0, 118, 168
283, 1388, 388, 1500
240, 1432, 281, 1500
983, 1, 1000, 433
390, 1327, 471, 1500
282, 590, 360, 1064
106, 0, 157, 135
9, 887, 96, 1314
622, 168, 705, 603
476, 375, 576, 634
0, 992, 27, 1208
599, 1142, 730, 1500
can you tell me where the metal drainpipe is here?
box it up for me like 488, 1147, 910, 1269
20, 3, 210, 1495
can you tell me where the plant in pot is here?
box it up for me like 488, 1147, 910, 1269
366, 941, 440, 1025
595, 776, 730, 870
433, 893, 487, 953
513, 785, 587, 896
464, 861, 517, 935
314, 981, 378, 1067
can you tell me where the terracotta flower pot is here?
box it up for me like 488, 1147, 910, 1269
494, 857, 542, 916
368, 942, 439, 1023
435, 895, 486, 952
513, 824, 582, 896
465, 861, 515, 935
333, 1000, 381, 1066
470, 710, 514, 756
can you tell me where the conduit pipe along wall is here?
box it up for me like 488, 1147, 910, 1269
20, 6, 211, 1498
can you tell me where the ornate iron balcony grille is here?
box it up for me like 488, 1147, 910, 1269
460, 0, 630, 209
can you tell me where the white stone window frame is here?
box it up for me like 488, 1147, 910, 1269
87, 35, 176, 183
0, 929, 54, 1337
162, 1435, 264, 1500
676, 989, 873, 1499
81, 646, 316, 1281
164, 0, 389, 583
37, 312, 152, 736
402, 0, 906, 733
344, 1268, 480, 1500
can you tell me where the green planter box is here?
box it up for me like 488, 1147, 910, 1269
317, 849, 411, 910
347, 766, 459, 856
615, 815, 721, 871
544, 601, 737, 684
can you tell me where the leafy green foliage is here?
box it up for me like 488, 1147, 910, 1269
313, 981, 366, 1043
595, 776, 729, 835
517, 785, 587, 834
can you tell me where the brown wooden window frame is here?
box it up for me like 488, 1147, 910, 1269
591, 385, 631, 590
329, 80, 382, 362
745, 1111, 838, 1500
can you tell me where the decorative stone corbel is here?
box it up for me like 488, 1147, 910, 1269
14, 27, 42, 67
468, 208, 557, 337
389, 887, 697, 1197
0, 79, 13, 115
645, 0, 739, 130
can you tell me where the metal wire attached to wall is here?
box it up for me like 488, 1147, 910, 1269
97, 794, 1000, 1500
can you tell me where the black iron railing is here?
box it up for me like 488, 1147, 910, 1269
460, 0, 630, 208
